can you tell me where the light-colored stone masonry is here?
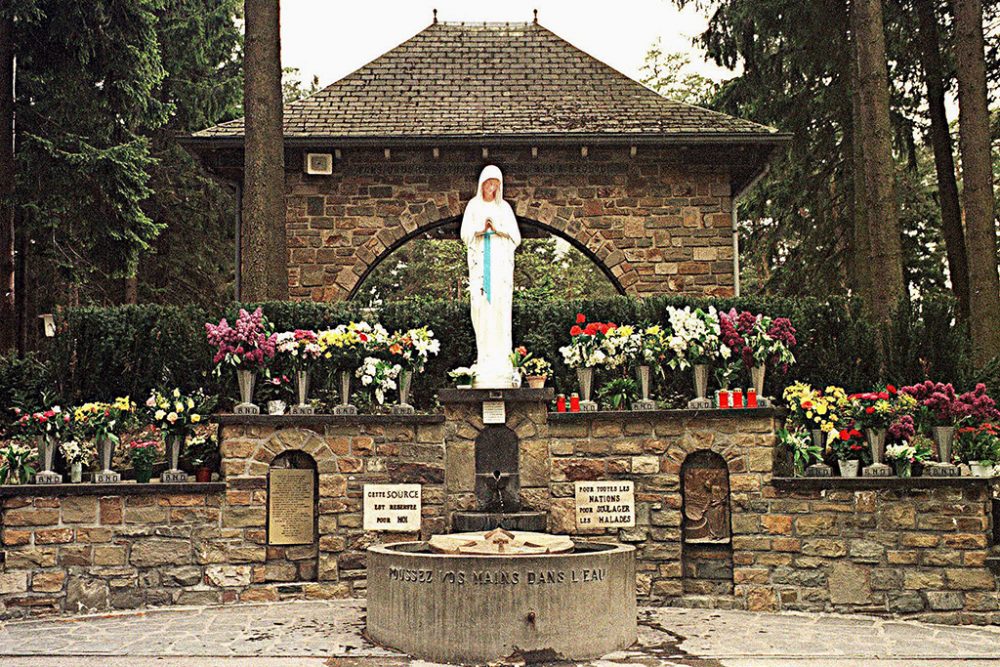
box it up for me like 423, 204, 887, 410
2, 407, 998, 623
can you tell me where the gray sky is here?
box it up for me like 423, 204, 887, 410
280, 0, 734, 89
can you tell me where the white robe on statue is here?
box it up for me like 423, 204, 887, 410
460, 165, 521, 388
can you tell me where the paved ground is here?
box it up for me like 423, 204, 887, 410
1, 600, 999, 666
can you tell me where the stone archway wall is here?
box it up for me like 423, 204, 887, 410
284, 144, 735, 301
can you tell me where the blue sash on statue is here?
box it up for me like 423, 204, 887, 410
482, 230, 494, 302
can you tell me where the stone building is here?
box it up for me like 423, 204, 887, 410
186, 18, 788, 300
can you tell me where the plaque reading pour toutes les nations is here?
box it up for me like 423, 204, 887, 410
268, 468, 316, 545
575, 481, 635, 529
364, 484, 422, 532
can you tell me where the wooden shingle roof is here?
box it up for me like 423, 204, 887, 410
192, 21, 781, 142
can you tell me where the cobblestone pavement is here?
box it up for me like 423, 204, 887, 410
1, 601, 999, 666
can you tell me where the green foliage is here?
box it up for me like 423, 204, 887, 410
0, 294, 982, 421
358, 238, 620, 306
639, 40, 719, 106
596, 377, 638, 411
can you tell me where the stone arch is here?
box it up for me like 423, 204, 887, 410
345, 215, 627, 300
266, 449, 319, 582
245, 429, 335, 477
680, 450, 733, 596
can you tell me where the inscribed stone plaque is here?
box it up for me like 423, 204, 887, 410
482, 401, 506, 424
364, 484, 421, 532
268, 468, 315, 545
575, 481, 634, 529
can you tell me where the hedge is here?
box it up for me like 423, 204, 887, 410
1, 293, 988, 424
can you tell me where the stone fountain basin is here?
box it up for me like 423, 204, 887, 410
366, 540, 636, 664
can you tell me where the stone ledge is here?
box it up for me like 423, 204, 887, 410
213, 413, 445, 426
0, 481, 226, 498
438, 387, 554, 403
771, 476, 990, 490
548, 407, 783, 422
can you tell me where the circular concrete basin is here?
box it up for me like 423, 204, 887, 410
366, 540, 636, 664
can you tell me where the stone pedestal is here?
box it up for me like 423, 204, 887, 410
234, 403, 260, 415
633, 399, 657, 411
579, 400, 598, 412
94, 471, 121, 483
333, 404, 358, 415
925, 463, 960, 477
289, 404, 315, 415
687, 397, 714, 409
390, 403, 415, 415
34, 471, 62, 484
862, 463, 892, 477
161, 470, 188, 483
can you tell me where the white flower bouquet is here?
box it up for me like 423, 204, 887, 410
665, 306, 731, 370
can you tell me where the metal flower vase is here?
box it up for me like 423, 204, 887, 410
751, 365, 767, 402
576, 367, 597, 412
161, 434, 188, 483
334, 369, 358, 415
290, 370, 315, 414
392, 370, 415, 415
70, 462, 83, 484
810, 429, 826, 450
35, 435, 62, 484
862, 428, 891, 477
634, 365, 655, 411
234, 369, 259, 415
931, 426, 955, 464
687, 364, 713, 409
94, 436, 120, 483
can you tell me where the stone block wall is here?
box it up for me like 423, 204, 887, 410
218, 416, 446, 601
0, 485, 232, 619
546, 410, 778, 605
284, 145, 736, 300
757, 480, 999, 623
4, 407, 998, 623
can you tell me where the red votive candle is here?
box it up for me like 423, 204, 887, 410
556, 394, 567, 412
570, 393, 580, 412
733, 389, 744, 408
747, 389, 758, 408
718, 390, 730, 409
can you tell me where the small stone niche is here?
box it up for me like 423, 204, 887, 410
681, 450, 733, 595
474, 426, 521, 513
266, 450, 318, 583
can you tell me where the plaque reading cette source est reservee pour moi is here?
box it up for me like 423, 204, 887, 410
574, 480, 635, 529
364, 483, 422, 532
268, 468, 315, 545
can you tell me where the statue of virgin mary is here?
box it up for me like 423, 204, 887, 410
460, 165, 521, 388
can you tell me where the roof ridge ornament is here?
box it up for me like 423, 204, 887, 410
433, 8, 437, 24
533, 9, 538, 24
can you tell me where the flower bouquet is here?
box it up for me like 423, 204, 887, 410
955, 423, 1000, 476
74, 397, 135, 483
205, 307, 277, 414
449, 366, 476, 388
146, 388, 211, 481
665, 306, 730, 406
520, 357, 553, 389
831, 425, 866, 477
0, 441, 36, 485
127, 438, 160, 484
559, 313, 618, 410
634, 325, 669, 409
186, 433, 219, 482
258, 374, 294, 414
356, 356, 402, 406
9, 405, 72, 483
782, 382, 850, 446
777, 428, 822, 476
275, 329, 325, 412
59, 440, 94, 483
386, 327, 440, 410
719, 310, 796, 399
901, 381, 962, 463
319, 321, 387, 414
884, 442, 921, 478
849, 385, 901, 467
